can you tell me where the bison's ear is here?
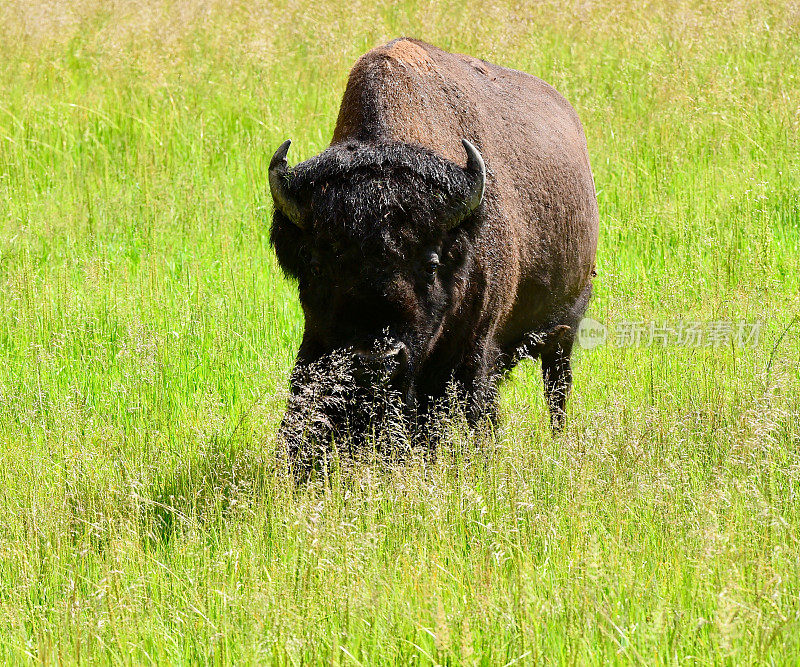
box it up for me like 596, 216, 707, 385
444, 139, 486, 231
269, 140, 307, 230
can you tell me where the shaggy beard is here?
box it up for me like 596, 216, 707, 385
278, 350, 417, 473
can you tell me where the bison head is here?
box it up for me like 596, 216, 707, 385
269, 139, 485, 460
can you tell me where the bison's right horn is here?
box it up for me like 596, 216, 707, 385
269, 139, 306, 230
445, 139, 486, 230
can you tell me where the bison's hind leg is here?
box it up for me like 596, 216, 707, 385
502, 324, 575, 432
541, 337, 574, 432
541, 283, 593, 432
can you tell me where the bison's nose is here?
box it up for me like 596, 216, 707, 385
352, 341, 409, 384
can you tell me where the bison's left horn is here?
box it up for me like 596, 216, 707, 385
446, 139, 486, 230
269, 139, 306, 230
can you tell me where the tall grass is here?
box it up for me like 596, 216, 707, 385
0, 0, 798, 662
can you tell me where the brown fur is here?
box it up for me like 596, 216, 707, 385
333, 39, 598, 348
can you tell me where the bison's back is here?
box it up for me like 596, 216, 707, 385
333, 39, 599, 346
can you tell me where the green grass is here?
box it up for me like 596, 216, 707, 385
1, 0, 799, 663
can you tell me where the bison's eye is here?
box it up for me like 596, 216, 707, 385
309, 254, 321, 278
425, 253, 440, 283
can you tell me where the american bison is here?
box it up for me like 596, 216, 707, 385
270, 38, 598, 461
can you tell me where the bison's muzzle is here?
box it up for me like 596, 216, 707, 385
351, 340, 410, 387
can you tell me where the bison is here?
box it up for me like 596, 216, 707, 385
270, 38, 598, 461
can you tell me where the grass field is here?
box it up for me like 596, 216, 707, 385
1, 0, 799, 663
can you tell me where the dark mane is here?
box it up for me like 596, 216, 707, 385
270, 141, 478, 279
285, 142, 475, 227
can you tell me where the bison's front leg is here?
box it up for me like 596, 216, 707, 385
463, 379, 500, 427
451, 343, 502, 428
541, 338, 574, 432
